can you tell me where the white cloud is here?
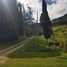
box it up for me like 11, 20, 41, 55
17, 0, 67, 20
47, 0, 67, 20
17, 0, 42, 21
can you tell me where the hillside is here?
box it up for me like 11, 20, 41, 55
52, 14, 67, 25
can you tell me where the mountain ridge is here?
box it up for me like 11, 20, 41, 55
52, 14, 67, 25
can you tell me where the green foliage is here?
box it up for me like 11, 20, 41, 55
52, 14, 67, 25
0, 36, 26, 50
0, 25, 67, 67
7, 37, 61, 60
0, 0, 23, 42
36, 36, 46, 45
52, 25, 67, 42
1, 36, 66, 67
40, 0, 53, 39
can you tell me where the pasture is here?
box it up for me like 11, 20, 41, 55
0, 25, 67, 67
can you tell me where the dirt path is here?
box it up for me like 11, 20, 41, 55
0, 37, 34, 64
0, 40, 26, 56
0, 37, 34, 56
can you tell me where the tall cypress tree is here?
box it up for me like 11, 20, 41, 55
40, 0, 53, 41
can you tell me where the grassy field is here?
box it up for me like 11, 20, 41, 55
0, 37, 67, 67
0, 25, 67, 67
52, 25, 67, 43
1, 53, 67, 67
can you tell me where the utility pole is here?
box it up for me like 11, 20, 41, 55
37, 11, 38, 23
37, 10, 40, 35
36, 11, 38, 35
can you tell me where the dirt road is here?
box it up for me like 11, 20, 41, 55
0, 37, 34, 56
0, 37, 34, 64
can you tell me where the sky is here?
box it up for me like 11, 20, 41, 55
17, 0, 67, 21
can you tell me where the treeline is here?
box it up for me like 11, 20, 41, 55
52, 14, 67, 26
0, 0, 41, 43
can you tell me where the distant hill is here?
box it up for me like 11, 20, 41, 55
52, 14, 67, 25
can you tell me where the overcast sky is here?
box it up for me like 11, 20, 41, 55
17, 0, 67, 20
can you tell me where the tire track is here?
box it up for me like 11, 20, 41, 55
0, 37, 34, 56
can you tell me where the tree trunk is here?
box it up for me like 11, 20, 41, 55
45, 38, 48, 46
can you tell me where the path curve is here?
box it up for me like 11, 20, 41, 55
0, 37, 34, 56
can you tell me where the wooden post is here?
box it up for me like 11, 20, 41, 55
64, 33, 67, 52
64, 40, 67, 52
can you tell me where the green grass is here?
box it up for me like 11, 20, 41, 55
0, 25, 67, 67
51, 25, 67, 44
1, 57, 67, 67
53, 25, 67, 32
0, 36, 66, 67
1, 52, 67, 67
0, 43, 67, 67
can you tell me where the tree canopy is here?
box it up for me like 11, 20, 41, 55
40, 0, 53, 39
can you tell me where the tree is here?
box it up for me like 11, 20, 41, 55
17, 2, 24, 37
40, 0, 53, 44
0, 0, 24, 42
22, 5, 34, 36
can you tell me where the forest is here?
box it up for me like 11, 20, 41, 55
0, 0, 41, 43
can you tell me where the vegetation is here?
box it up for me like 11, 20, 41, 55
0, 36, 26, 50
0, 32, 67, 67
0, 0, 23, 42
40, 0, 53, 41
52, 14, 67, 25
0, 24, 67, 67
0, 0, 67, 67
0, 0, 41, 43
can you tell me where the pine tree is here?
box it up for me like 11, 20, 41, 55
40, 0, 53, 43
